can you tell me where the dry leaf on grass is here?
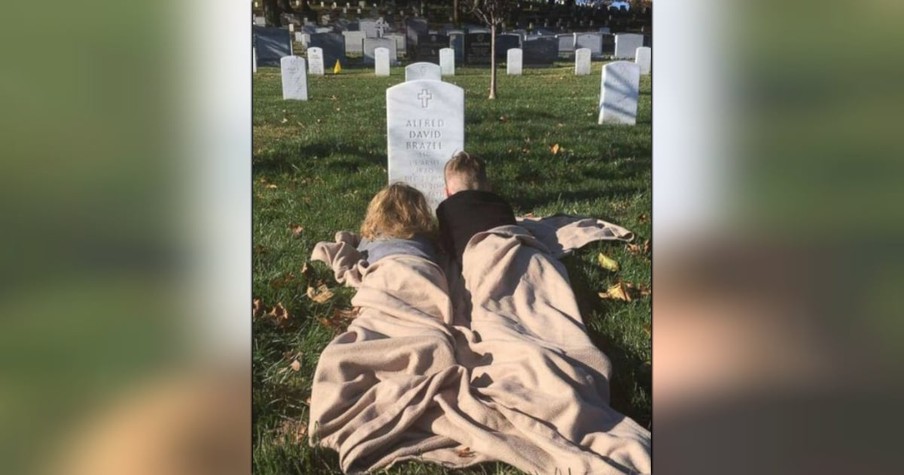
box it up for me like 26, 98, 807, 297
265, 183, 278, 189
456, 447, 476, 458
252, 298, 265, 318
307, 284, 334, 304
626, 239, 652, 256
290, 224, 304, 238
597, 252, 620, 272
268, 303, 290, 323
599, 282, 632, 302
318, 307, 358, 333
599, 282, 651, 302
289, 359, 301, 372
550, 143, 561, 155
275, 419, 308, 445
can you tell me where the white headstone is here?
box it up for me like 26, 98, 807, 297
295, 32, 304, 42
288, 23, 295, 33
574, 48, 591, 75
598, 61, 640, 125
374, 47, 390, 76
342, 31, 365, 54
253, 47, 257, 73
281, 56, 308, 101
254, 16, 266, 27
307, 47, 325, 75
405, 62, 442, 81
386, 80, 465, 210
439, 48, 455, 76
635, 46, 652, 75
614, 33, 644, 59
506, 48, 523, 76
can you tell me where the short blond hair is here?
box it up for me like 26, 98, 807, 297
360, 183, 436, 239
444, 151, 490, 192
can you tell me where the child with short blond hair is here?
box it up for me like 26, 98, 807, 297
436, 151, 517, 269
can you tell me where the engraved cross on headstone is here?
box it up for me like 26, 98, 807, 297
375, 17, 386, 38
417, 89, 432, 108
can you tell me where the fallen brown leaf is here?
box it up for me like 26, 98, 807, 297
550, 143, 561, 155
597, 252, 620, 272
307, 284, 334, 304
265, 183, 278, 189
290, 359, 301, 372
252, 298, 265, 318
626, 239, 651, 257
290, 224, 304, 238
275, 419, 307, 445
268, 302, 290, 324
599, 282, 632, 302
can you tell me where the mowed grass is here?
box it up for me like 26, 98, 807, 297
253, 62, 651, 475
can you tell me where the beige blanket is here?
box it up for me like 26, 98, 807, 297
308, 217, 650, 474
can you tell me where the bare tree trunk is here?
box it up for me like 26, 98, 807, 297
489, 23, 497, 99
454, 0, 460, 25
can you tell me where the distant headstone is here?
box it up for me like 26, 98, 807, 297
281, 56, 308, 101
574, 33, 603, 57
374, 47, 390, 76
598, 61, 640, 125
557, 33, 575, 56
253, 26, 293, 66
406, 17, 429, 48
448, 32, 465, 63
386, 80, 465, 210
307, 47, 325, 75
342, 30, 365, 55
384, 33, 407, 58
254, 16, 267, 27
602, 34, 615, 55
523, 37, 557, 65
363, 37, 397, 64
574, 48, 591, 75
415, 33, 449, 62
309, 32, 347, 68
439, 48, 455, 76
614, 33, 644, 59
253, 47, 257, 73
635, 46, 651, 75
466, 32, 492, 64
506, 48, 523, 75
405, 62, 442, 81
359, 18, 379, 37
374, 17, 387, 37
496, 34, 521, 60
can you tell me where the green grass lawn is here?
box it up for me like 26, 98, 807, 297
253, 62, 651, 475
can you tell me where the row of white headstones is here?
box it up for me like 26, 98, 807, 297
269, 52, 649, 210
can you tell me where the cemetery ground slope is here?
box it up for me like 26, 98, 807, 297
252, 64, 651, 475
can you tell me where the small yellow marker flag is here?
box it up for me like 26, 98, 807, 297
333, 59, 342, 74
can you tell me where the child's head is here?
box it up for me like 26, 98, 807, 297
360, 182, 436, 240
444, 151, 491, 196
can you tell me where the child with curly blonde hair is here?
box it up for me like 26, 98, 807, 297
357, 182, 438, 264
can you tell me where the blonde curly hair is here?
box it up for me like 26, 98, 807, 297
360, 183, 436, 240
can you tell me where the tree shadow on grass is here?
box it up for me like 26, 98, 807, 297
253, 141, 388, 175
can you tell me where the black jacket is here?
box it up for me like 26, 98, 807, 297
436, 190, 517, 268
